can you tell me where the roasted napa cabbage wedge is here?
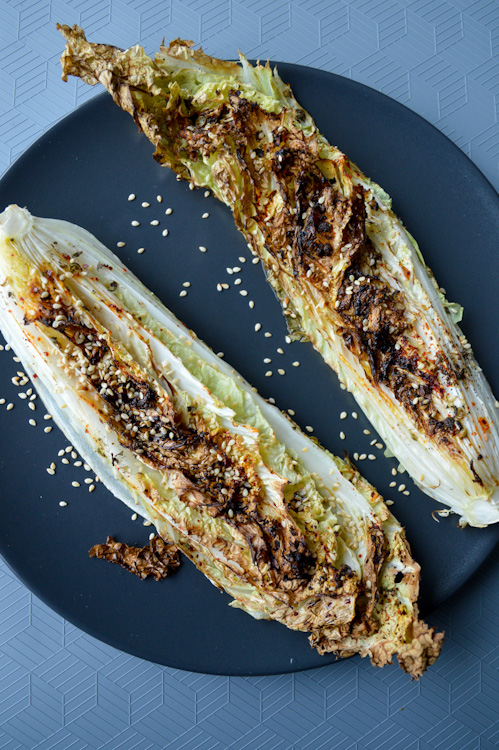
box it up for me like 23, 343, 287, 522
58, 25, 499, 527
0, 204, 442, 676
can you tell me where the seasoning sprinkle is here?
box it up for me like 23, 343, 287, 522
278, 369, 285, 376
131, 513, 138, 521
264, 332, 272, 338
131, 220, 140, 227
157, 195, 163, 203
249, 300, 255, 309
89, 485, 95, 493
288, 409, 295, 416
352, 412, 358, 419
239, 290, 248, 296
128, 193, 136, 201
44, 426, 53, 433
292, 361, 300, 367
28, 418, 36, 425
162, 229, 169, 237
141, 201, 150, 208
59, 501, 68, 507
340, 411, 347, 420
179, 290, 187, 297
252, 257, 259, 264
340, 431, 345, 440
165, 207, 173, 215
117, 242, 125, 248
150, 220, 159, 226
199, 245, 207, 252
72, 481, 80, 488
265, 371, 273, 377
305, 426, 314, 432
137, 247, 145, 254
255, 323, 261, 332
202, 212, 210, 219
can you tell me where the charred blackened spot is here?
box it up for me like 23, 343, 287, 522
470, 460, 484, 485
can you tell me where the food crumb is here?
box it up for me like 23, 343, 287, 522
202, 212, 209, 219
165, 207, 173, 215
127, 194, 136, 201
131, 513, 138, 521
199, 245, 207, 252
131, 220, 140, 227
59, 501, 68, 507
340, 411, 347, 420
117, 242, 125, 248
72, 481, 80, 488
162, 229, 169, 237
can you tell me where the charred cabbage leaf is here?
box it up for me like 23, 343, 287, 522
0, 204, 442, 676
58, 24, 499, 527
89, 536, 180, 580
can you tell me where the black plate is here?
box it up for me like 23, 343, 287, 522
0, 64, 497, 676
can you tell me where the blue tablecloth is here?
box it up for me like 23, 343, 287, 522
0, 2, 497, 748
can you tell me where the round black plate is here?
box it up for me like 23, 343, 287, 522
0, 64, 497, 676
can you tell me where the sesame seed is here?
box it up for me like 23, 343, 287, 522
61, 458, 69, 465
305, 426, 313, 432
58, 450, 65, 457
228, 509, 234, 518
368, 454, 376, 460
165, 207, 173, 215
277, 348, 284, 354
199, 245, 207, 252
239, 290, 248, 296
162, 229, 169, 237
157, 195, 163, 203
359, 453, 367, 460
375, 442, 383, 449
137, 247, 145, 254
18, 393, 27, 400
285, 336, 291, 344
72, 481, 80, 488
234, 278, 242, 286
28, 418, 36, 425
389, 481, 396, 487
239, 257, 246, 263
150, 220, 159, 226
217, 352, 224, 358
292, 361, 300, 367
221, 283, 229, 290
403, 490, 410, 496
202, 212, 209, 219
143, 520, 151, 527
84, 478, 93, 484
179, 290, 188, 297
131, 513, 138, 521
65, 446, 73, 453
352, 412, 358, 419
204, 191, 210, 197
59, 501, 68, 507
265, 371, 273, 377
255, 323, 261, 332
44, 426, 53, 433
128, 194, 136, 201
131, 220, 140, 226
264, 358, 272, 364
226, 267, 233, 275
84, 464, 91, 471
142, 201, 150, 207
398, 484, 406, 492
386, 500, 394, 506
46, 468, 55, 475
301, 447, 308, 452
182, 281, 191, 288
340, 431, 345, 440
278, 369, 285, 376
340, 411, 347, 420
44, 414, 52, 421
71, 452, 77, 459
149, 532, 155, 541
252, 257, 259, 264
249, 300, 255, 308
217, 284, 222, 292
353, 452, 359, 460
89, 485, 95, 493
391, 468, 397, 476
74, 460, 82, 467
288, 409, 295, 416
264, 332, 272, 338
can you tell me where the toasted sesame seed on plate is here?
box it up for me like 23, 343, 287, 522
183, 281, 191, 287
162, 229, 169, 237
71, 451, 77, 459
89, 485, 95, 493
292, 361, 300, 367
391, 468, 397, 476
238, 256, 246, 263
44, 426, 52, 433
340, 431, 345, 440
278, 369, 286, 376
156, 195, 163, 203
403, 490, 410, 496
74, 460, 82, 467
150, 219, 159, 226
265, 371, 273, 377
61, 458, 69, 465
137, 247, 145, 254
128, 193, 136, 201
72, 481, 80, 488
199, 245, 207, 252
84, 478, 93, 484
288, 409, 295, 416
340, 411, 347, 420
398, 484, 406, 492
217, 352, 224, 358
28, 418, 36, 425
249, 300, 254, 308
46, 468, 55, 475
263, 358, 272, 363
352, 412, 358, 419
59, 501, 68, 507
264, 332, 272, 338
165, 207, 173, 215
252, 257, 259, 264
368, 454, 376, 460
44, 414, 52, 420
179, 290, 187, 297
141, 201, 150, 207
58, 449, 65, 457
386, 500, 394, 506
131, 220, 140, 226
254, 323, 261, 332
143, 520, 151, 527
84, 464, 91, 471
285, 336, 291, 344
305, 425, 313, 432
234, 278, 242, 285
202, 212, 209, 219
131, 513, 138, 521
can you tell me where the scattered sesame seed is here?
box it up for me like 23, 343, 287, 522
305, 425, 313, 432
204, 190, 210, 197
340, 431, 345, 440
340, 411, 347, 420
189, 183, 195, 190
252, 257, 259, 264
363, 429, 371, 435
0, 399, 5, 405
368, 454, 376, 460
264, 357, 272, 364
157, 195, 163, 203
142, 201, 150, 207
74, 460, 82, 467
389, 481, 396, 487
301, 447, 308, 452
375, 442, 383, 449
128, 193, 136, 201
46, 468, 55, 475
143, 520, 151, 527
117, 241, 125, 248
28, 403, 36, 411
72, 481, 80, 488
182, 281, 191, 288
61, 458, 69, 465
59, 501, 68, 507
65, 446, 73, 453
84, 464, 91, 471
131, 513, 138, 521
131, 220, 140, 226
239, 257, 246, 263
403, 490, 410, 496
352, 412, 358, 419
278, 369, 286, 376
137, 247, 145, 254
398, 484, 406, 492
162, 229, 169, 237
202, 212, 209, 219
276, 348, 284, 354
353, 452, 359, 461
264, 332, 272, 338
292, 361, 300, 367
150, 220, 159, 226
359, 453, 367, 460
288, 409, 295, 416
89, 485, 95, 493
391, 468, 397, 476
285, 336, 291, 344
217, 284, 222, 292
84, 478, 93, 484
165, 207, 173, 215
179, 290, 188, 297
255, 323, 262, 332
217, 352, 224, 358
234, 278, 242, 286
28, 418, 36, 425
265, 371, 273, 377
149, 532, 155, 540
386, 500, 394, 506
18, 393, 27, 400
58, 450, 65, 457
199, 245, 207, 252
44, 426, 53, 433
239, 290, 248, 296
71, 451, 77, 459
44, 414, 52, 421
249, 300, 255, 308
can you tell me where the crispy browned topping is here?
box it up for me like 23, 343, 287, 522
89, 535, 181, 580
